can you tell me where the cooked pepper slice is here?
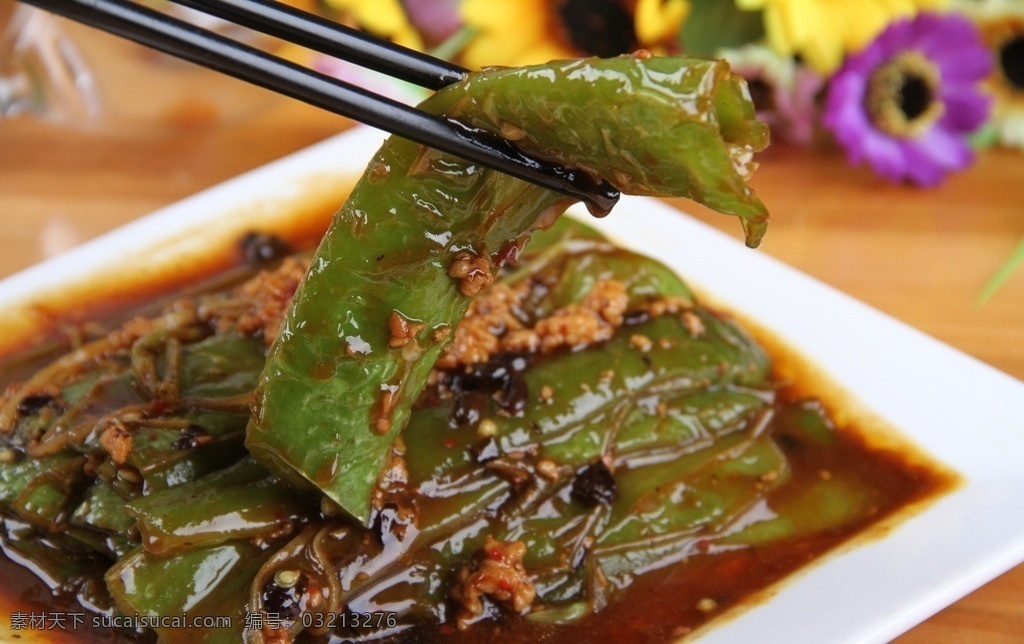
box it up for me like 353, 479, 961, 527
106, 541, 268, 644
248, 54, 768, 524
126, 458, 311, 556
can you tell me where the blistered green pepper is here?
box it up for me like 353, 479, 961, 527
0, 286, 285, 589
107, 541, 269, 644
127, 457, 311, 556
240, 223, 802, 636
0, 209, 932, 642
248, 54, 769, 524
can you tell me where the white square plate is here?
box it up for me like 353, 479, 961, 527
2, 126, 1023, 643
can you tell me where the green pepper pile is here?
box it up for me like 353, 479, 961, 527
0, 55, 889, 642
249, 54, 770, 527
0, 217, 900, 643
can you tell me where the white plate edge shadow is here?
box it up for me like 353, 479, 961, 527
2, 125, 1023, 644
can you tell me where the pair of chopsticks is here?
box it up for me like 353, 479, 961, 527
17, 0, 619, 211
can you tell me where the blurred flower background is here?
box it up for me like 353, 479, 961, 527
307, 0, 1024, 178
5, 0, 1017, 293
299, 0, 1024, 298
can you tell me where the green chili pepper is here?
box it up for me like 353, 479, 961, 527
107, 541, 268, 644
69, 479, 138, 557
11, 453, 87, 531
1, 453, 67, 507
0, 192, 934, 640
127, 458, 311, 556
177, 333, 267, 399
237, 224, 787, 635
0, 297, 278, 562
248, 54, 769, 525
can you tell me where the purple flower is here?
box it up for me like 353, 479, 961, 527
823, 13, 992, 187
404, 0, 462, 47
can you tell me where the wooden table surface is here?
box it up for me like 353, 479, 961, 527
1, 28, 1023, 642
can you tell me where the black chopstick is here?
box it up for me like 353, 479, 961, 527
17, 0, 620, 211
170, 0, 468, 90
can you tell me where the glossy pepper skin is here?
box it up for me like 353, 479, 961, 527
247, 54, 769, 525
0, 224, 926, 642
239, 221, 898, 639
0, 306, 298, 639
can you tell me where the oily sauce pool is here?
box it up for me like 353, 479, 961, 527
0, 225, 956, 643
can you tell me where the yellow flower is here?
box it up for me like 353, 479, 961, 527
460, 0, 689, 70
636, 0, 691, 44
460, 0, 570, 68
952, 0, 1024, 149
736, 0, 948, 74
323, 0, 424, 51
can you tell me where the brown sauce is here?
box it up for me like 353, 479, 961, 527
0, 199, 957, 643
377, 392, 951, 643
